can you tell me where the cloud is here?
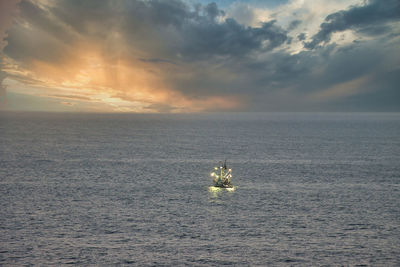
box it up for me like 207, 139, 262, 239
305, 0, 400, 49
178, 19, 288, 60
138, 58, 177, 65
60, 101, 75, 106
1, 0, 399, 112
1, 0, 288, 111
226, 3, 256, 26
144, 103, 179, 113
0, 67, 7, 110
287, 19, 301, 31
0, 0, 20, 110
0, 0, 20, 51
297, 33, 306, 41
49, 94, 93, 101
309, 75, 371, 102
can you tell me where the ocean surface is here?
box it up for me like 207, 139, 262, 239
0, 112, 399, 266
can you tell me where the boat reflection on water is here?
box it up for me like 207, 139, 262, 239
208, 186, 235, 192
208, 185, 235, 200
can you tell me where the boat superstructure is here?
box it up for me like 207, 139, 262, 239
210, 160, 233, 188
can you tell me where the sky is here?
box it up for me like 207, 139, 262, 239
0, 0, 399, 113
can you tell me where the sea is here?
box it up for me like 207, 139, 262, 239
0, 112, 399, 266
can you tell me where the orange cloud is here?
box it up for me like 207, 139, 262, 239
5, 40, 246, 112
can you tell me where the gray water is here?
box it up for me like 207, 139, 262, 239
0, 112, 399, 266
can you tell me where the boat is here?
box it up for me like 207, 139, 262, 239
210, 160, 233, 189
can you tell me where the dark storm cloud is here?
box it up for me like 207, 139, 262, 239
246, 41, 399, 111
287, 19, 301, 31
17, 0, 76, 43
297, 33, 306, 41
120, 0, 287, 59
179, 19, 287, 60
4, 0, 289, 64
305, 0, 400, 49
171, 35, 400, 111
203, 2, 224, 20
4, 23, 72, 64
4, 0, 78, 64
50, 0, 119, 35
168, 46, 322, 99
0, 0, 20, 110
